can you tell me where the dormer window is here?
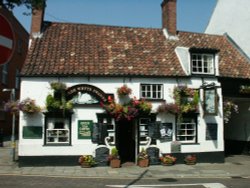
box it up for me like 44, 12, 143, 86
190, 48, 219, 75
191, 53, 214, 75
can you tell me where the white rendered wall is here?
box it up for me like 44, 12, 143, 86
206, 0, 250, 58
19, 76, 224, 156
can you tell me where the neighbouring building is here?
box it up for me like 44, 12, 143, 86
0, 5, 29, 139
206, 0, 250, 155
18, 0, 250, 166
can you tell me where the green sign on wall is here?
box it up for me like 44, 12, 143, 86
78, 120, 93, 139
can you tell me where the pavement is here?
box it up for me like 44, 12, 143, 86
1, 141, 250, 179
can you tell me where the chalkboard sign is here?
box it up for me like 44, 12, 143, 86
160, 123, 173, 142
78, 120, 93, 139
23, 126, 42, 139
146, 147, 160, 165
95, 147, 109, 166
148, 121, 161, 139
206, 123, 217, 140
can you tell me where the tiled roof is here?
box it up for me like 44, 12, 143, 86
21, 22, 250, 79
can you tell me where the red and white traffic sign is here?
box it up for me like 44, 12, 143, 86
0, 14, 14, 65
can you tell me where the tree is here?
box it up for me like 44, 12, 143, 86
0, 0, 45, 11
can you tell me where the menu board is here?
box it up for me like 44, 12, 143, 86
206, 123, 218, 140
160, 123, 173, 142
78, 120, 93, 139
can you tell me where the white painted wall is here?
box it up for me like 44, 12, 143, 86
206, 0, 250, 58
19, 76, 224, 156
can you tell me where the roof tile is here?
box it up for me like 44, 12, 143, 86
21, 22, 250, 79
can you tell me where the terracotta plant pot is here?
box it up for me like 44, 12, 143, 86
81, 162, 92, 168
161, 162, 175, 166
138, 159, 149, 167
110, 159, 121, 168
185, 161, 196, 165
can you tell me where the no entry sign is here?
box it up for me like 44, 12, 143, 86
0, 14, 14, 65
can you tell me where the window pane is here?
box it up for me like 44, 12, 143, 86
153, 91, 156, 98
191, 53, 214, 74
140, 84, 162, 99
176, 122, 196, 143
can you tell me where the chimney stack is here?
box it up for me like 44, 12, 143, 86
161, 0, 177, 36
30, 1, 45, 37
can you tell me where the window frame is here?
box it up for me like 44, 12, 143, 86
138, 118, 151, 145
176, 116, 197, 144
191, 53, 215, 75
140, 84, 163, 100
44, 112, 72, 146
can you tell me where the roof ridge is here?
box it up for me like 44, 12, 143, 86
43, 20, 162, 30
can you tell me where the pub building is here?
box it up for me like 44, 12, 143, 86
18, 0, 250, 166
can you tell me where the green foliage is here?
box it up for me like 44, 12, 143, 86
138, 148, 149, 161
50, 82, 67, 91
158, 85, 199, 122
108, 147, 120, 161
111, 147, 119, 156
78, 155, 96, 166
45, 82, 73, 113
1, 0, 46, 11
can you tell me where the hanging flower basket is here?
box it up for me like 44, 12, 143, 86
117, 85, 132, 97
101, 96, 152, 122
157, 85, 199, 122
4, 100, 20, 114
19, 98, 41, 114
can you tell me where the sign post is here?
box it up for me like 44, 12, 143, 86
0, 14, 14, 65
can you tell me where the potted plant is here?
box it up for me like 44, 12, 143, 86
108, 147, 121, 168
223, 99, 239, 124
160, 154, 177, 166
101, 97, 152, 121
78, 155, 96, 168
50, 82, 67, 91
184, 154, 197, 165
19, 98, 41, 114
137, 148, 149, 167
117, 84, 132, 97
4, 100, 20, 114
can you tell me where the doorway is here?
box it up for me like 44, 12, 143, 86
116, 120, 135, 163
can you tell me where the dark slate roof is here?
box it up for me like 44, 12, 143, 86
21, 21, 250, 79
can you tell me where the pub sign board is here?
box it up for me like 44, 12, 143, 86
66, 84, 113, 104
78, 120, 93, 139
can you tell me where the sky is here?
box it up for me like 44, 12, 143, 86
12, 0, 217, 33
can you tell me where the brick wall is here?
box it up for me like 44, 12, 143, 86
0, 6, 29, 136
